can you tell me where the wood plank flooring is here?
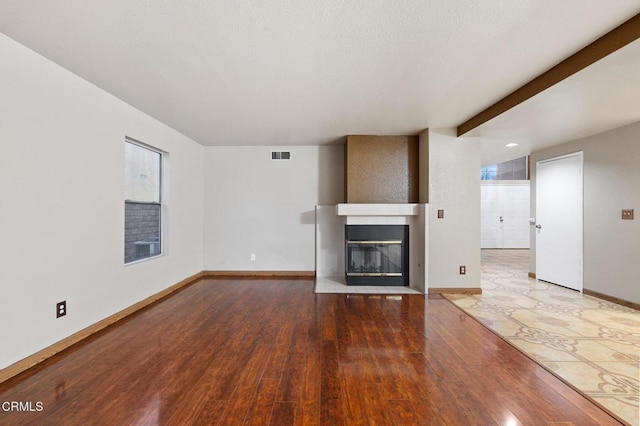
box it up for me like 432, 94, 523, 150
0, 278, 622, 425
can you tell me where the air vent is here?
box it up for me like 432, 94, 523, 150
271, 151, 291, 160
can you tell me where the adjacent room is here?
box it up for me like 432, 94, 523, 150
1, 1, 638, 424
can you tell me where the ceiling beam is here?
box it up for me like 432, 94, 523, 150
456, 12, 640, 137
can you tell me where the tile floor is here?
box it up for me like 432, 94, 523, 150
446, 249, 640, 426
315, 276, 422, 294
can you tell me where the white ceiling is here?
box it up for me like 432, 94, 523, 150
0, 1, 639, 164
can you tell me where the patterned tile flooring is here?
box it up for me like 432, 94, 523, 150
445, 249, 640, 426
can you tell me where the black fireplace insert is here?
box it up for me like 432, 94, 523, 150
345, 225, 409, 286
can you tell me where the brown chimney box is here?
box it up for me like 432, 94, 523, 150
345, 135, 419, 203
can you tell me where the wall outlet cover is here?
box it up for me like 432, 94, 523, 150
56, 301, 66, 318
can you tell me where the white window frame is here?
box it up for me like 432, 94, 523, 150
124, 137, 164, 265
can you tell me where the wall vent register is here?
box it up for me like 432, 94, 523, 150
271, 151, 291, 160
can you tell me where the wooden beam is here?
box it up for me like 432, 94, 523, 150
457, 12, 640, 137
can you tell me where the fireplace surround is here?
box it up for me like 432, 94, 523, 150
345, 225, 409, 286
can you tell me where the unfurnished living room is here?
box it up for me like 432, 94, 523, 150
1, 2, 639, 425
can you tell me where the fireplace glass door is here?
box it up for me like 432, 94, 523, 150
346, 240, 402, 277
345, 224, 408, 286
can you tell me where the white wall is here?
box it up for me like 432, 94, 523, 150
530, 121, 640, 304
427, 129, 481, 289
410, 205, 428, 293
315, 205, 345, 277
203, 146, 344, 271
0, 34, 204, 369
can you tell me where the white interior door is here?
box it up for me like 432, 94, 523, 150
481, 183, 530, 249
481, 185, 502, 248
536, 153, 583, 291
502, 184, 530, 248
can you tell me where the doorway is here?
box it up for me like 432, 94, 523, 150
535, 152, 583, 292
481, 182, 530, 249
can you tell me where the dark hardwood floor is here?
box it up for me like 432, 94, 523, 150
0, 278, 622, 425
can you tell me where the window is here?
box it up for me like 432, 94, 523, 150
481, 156, 528, 180
124, 139, 162, 264
480, 163, 498, 180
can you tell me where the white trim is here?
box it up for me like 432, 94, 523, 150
480, 180, 530, 186
537, 151, 584, 165
336, 203, 419, 216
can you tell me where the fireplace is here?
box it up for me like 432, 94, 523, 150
345, 225, 409, 286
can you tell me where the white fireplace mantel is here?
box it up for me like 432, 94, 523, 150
336, 203, 419, 217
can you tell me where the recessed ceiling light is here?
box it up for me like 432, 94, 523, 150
505, 143, 518, 148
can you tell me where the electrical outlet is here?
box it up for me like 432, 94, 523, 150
459, 266, 466, 275
437, 209, 444, 219
622, 209, 634, 220
250, 253, 256, 261
56, 301, 66, 318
